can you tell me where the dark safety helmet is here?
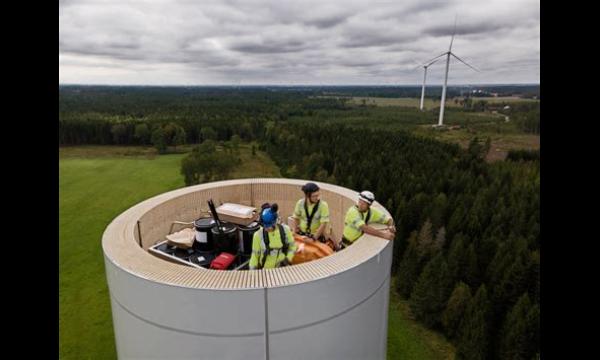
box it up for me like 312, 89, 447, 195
301, 182, 320, 195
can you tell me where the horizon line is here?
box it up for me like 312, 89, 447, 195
59, 83, 540, 87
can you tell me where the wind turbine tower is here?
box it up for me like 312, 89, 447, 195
418, 58, 442, 111
427, 19, 481, 126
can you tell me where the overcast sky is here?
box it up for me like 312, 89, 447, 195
59, 0, 539, 85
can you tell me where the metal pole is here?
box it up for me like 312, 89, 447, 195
137, 221, 142, 247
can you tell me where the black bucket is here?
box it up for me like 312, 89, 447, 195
193, 218, 216, 251
211, 222, 239, 254
237, 221, 260, 255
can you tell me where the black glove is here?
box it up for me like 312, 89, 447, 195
279, 258, 291, 267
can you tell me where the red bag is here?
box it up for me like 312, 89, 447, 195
210, 252, 236, 270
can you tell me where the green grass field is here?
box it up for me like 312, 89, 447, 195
387, 278, 455, 359
59, 152, 186, 359
59, 144, 453, 360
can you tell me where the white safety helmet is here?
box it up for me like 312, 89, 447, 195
358, 191, 375, 205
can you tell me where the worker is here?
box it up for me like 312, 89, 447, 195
291, 182, 330, 243
249, 203, 297, 270
342, 191, 395, 248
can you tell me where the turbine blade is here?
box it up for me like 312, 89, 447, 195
411, 60, 425, 70
426, 57, 443, 67
422, 52, 448, 66
450, 52, 480, 72
449, 15, 457, 51
413, 52, 446, 70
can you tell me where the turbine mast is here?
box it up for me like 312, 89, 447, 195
438, 15, 457, 127
438, 51, 451, 126
420, 66, 428, 111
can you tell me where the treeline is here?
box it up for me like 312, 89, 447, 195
507, 149, 540, 162
315, 84, 538, 99
59, 86, 534, 147
262, 121, 539, 360
504, 102, 540, 134
59, 86, 346, 146
59, 115, 266, 146
180, 139, 241, 185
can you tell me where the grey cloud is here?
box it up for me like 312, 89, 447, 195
405, 1, 453, 14
304, 14, 349, 29
340, 33, 418, 48
425, 22, 506, 37
59, 0, 540, 85
229, 40, 308, 54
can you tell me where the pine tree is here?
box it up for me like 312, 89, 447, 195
433, 227, 446, 252
498, 293, 539, 360
447, 233, 467, 281
430, 192, 448, 230
491, 244, 532, 323
416, 219, 434, 258
409, 254, 453, 329
464, 243, 480, 288
456, 285, 492, 360
151, 126, 167, 154
442, 282, 472, 340
396, 232, 421, 298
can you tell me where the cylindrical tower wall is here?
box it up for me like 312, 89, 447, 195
103, 179, 393, 360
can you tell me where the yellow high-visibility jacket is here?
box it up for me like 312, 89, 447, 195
249, 224, 297, 269
292, 199, 330, 234
343, 205, 389, 243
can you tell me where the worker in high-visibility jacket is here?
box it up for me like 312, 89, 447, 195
249, 203, 297, 270
291, 182, 330, 243
342, 191, 395, 248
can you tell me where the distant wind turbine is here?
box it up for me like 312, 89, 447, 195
415, 57, 443, 111
422, 18, 481, 126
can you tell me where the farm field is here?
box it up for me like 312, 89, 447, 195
413, 127, 540, 162
344, 96, 538, 109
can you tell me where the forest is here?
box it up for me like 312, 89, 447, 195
59, 85, 540, 359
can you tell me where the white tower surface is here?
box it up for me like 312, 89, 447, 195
103, 178, 394, 360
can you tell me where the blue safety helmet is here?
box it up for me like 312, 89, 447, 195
260, 207, 278, 228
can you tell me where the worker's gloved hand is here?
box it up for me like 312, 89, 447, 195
279, 258, 291, 267
388, 225, 396, 234
384, 232, 395, 241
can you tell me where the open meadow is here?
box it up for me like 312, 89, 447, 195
344, 96, 538, 109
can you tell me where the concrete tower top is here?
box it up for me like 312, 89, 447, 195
102, 178, 392, 290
